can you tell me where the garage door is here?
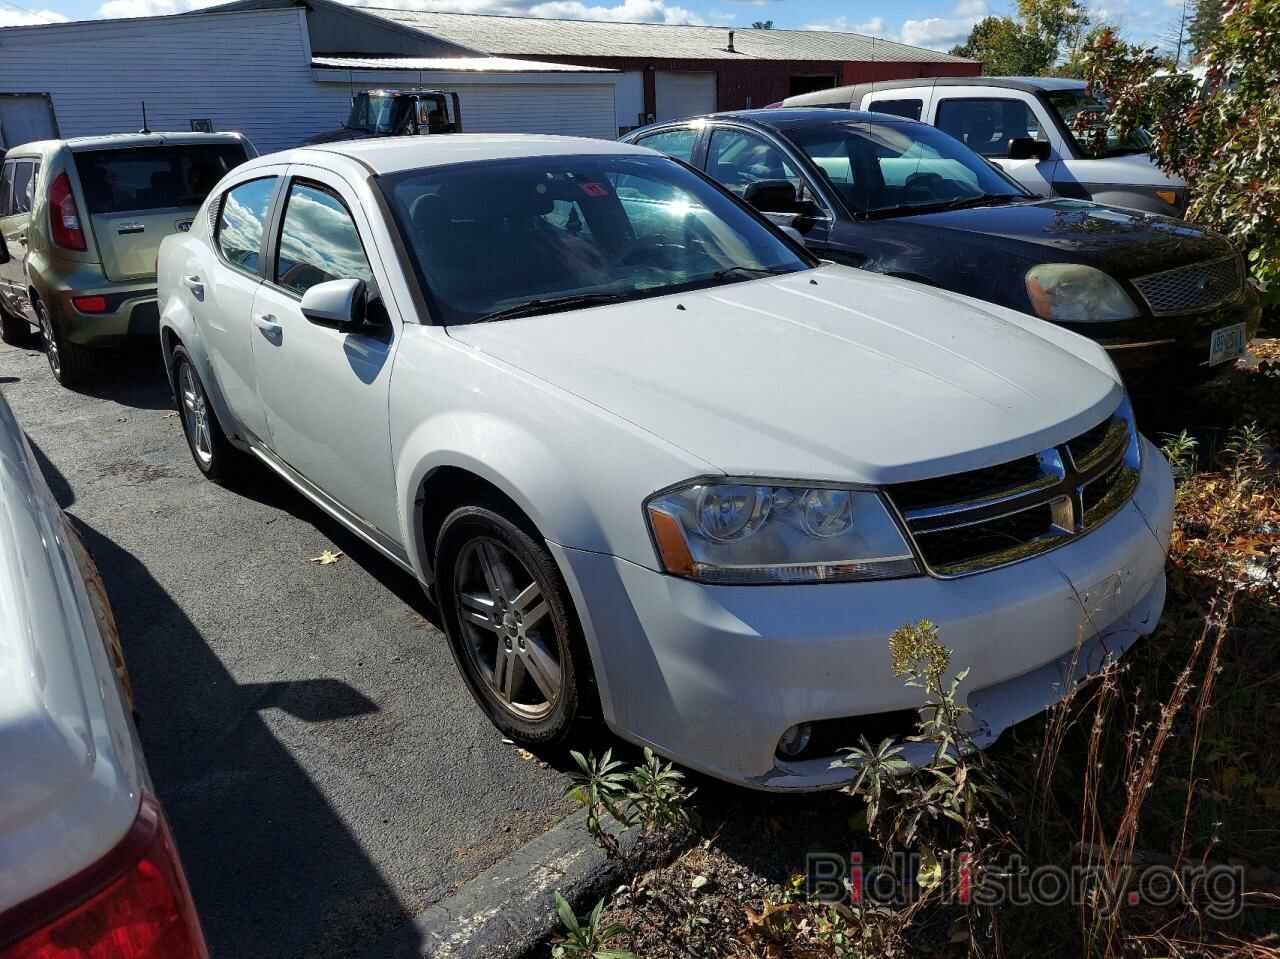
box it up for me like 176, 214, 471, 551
655, 72, 716, 122
0, 95, 57, 151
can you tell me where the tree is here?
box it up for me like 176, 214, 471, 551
950, 0, 1088, 75
1083, 4, 1280, 316
1187, 0, 1225, 61
751, 19, 773, 29
950, 16, 1043, 74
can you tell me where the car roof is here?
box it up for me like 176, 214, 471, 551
786, 75, 1088, 106
625, 108, 919, 140
6, 131, 247, 157
291, 133, 655, 174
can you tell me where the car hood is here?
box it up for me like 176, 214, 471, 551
447, 265, 1123, 485
896, 199, 1233, 277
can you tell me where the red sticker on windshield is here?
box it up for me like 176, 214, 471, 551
579, 182, 609, 197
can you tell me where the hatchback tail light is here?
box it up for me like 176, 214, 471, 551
71, 296, 109, 315
49, 172, 87, 252
0, 795, 207, 959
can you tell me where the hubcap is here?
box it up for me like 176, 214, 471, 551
178, 363, 214, 467
37, 304, 59, 378
454, 538, 560, 721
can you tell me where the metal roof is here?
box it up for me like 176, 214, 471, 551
348, 8, 976, 64
312, 55, 616, 73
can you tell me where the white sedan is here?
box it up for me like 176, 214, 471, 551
156, 135, 1174, 790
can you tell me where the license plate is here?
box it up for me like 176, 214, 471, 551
1208, 323, 1247, 366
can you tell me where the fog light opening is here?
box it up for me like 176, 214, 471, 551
777, 723, 813, 759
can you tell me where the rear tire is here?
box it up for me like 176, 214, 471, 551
172, 346, 242, 483
36, 298, 91, 387
435, 505, 593, 748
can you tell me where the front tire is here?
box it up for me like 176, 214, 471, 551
435, 506, 591, 747
172, 346, 241, 483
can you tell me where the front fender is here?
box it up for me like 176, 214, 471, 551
396, 410, 612, 582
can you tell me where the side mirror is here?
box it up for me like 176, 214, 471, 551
743, 179, 802, 214
300, 278, 366, 331
0, 233, 9, 266
1008, 137, 1051, 162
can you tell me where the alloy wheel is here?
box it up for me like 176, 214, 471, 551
37, 303, 60, 379
453, 537, 561, 720
178, 363, 214, 468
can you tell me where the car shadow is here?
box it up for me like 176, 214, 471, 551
28, 423, 427, 959
69, 344, 175, 411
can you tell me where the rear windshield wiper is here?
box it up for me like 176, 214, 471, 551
472, 292, 629, 324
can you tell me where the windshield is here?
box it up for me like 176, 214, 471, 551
786, 120, 1027, 218
75, 144, 248, 214
382, 154, 812, 325
1045, 90, 1153, 158
348, 94, 413, 135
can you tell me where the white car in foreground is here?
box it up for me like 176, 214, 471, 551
156, 135, 1174, 790
0, 390, 207, 955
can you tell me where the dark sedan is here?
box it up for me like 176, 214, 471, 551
622, 109, 1261, 391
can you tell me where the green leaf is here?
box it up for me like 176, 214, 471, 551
555, 892, 580, 933
917, 846, 943, 892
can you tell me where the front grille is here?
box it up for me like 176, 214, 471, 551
886, 406, 1140, 578
1132, 255, 1243, 315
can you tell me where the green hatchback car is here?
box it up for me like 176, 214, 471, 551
0, 132, 254, 386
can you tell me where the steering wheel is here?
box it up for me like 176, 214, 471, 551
903, 172, 948, 204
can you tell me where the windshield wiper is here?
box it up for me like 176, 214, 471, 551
864, 194, 1024, 219
473, 292, 629, 324
710, 266, 794, 282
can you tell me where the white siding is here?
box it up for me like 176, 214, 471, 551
313, 70, 618, 141
0, 9, 330, 154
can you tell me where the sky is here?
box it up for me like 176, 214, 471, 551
0, 0, 1190, 53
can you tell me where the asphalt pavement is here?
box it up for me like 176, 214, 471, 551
0, 338, 579, 958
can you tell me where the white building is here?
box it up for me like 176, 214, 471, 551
0, 0, 619, 154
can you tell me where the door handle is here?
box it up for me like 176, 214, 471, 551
182, 275, 204, 299
253, 313, 282, 341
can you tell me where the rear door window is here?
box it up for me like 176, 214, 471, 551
216, 176, 278, 274
935, 99, 1045, 158
0, 161, 14, 217
11, 161, 37, 214
75, 143, 248, 214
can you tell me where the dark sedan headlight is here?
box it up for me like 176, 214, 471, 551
645, 480, 919, 584
1025, 264, 1140, 322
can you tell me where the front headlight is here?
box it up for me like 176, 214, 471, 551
645, 480, 919, 584
1025, 264, 1139, 322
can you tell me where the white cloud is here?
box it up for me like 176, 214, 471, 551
0, 6, 69, 25
803, 15, 886, 34
899, 0, 988, 50
94, 0, 704, 21
97, 0, 226, 17
527, 0, 704, 23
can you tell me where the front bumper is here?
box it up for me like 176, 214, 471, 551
1085, 287, 1262, 391
552, 437, 1174, 792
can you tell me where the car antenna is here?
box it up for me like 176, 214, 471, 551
139, 101, 151, 135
